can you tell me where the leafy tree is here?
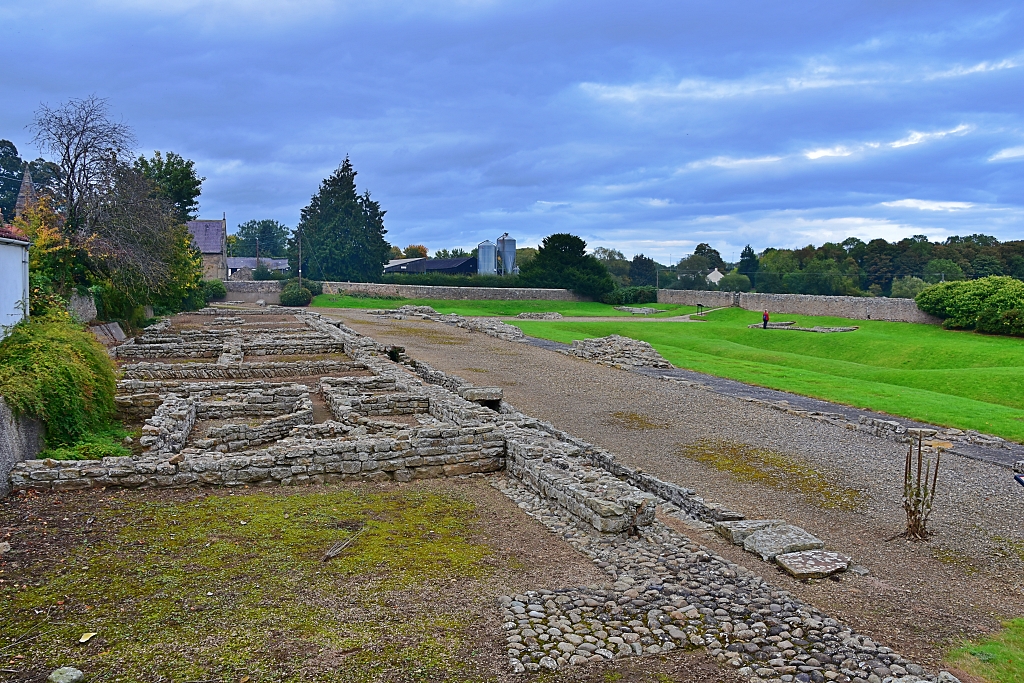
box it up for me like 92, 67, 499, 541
629, 254, 657, 287
235, 219, 289, 257
693, 243, 726, 272
890, 276, 929, 299
515, 247, 537, 267
719, 271, 751, 292
593, 247, 631, 285
134, 151, 204, 223
27, 97, 203, 320
434, 248, 471, 259
403, 244, 428, 258
290, 157, 390, 282
923, 259, 964, 283
518, 233, 614, 299
389, 246, 403, 259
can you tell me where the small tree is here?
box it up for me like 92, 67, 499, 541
903, 433, 940, 540
403, 244, 428, 258
630, 254, 657, 287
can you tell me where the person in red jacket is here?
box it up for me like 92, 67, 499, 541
762, 309, 770, 329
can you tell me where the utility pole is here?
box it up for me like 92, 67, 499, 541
298, 224, 302, 288
255, 237, 259, 270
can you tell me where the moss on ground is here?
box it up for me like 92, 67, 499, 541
948, 619, 1024, 683
0, 487, 496, 681
678, 438, 863, 511
610, 411, 667, 430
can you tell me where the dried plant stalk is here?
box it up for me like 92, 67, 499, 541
903, 433, 941, 539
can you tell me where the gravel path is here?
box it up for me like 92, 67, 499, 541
328, 308, 1024, 669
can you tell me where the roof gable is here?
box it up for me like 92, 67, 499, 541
186, 220, 226, 254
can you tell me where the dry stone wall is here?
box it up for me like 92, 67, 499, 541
657, 289, 941, 324
323, 281, 581, 301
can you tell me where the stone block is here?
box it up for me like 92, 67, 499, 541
743, 525, 824, 561
460, 387, 503, 402
715, 519, 786, 545
775, 550, 851, 579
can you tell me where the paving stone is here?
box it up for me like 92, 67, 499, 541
743, 524, 825, 561
715, 519, 786, 544
775, 550, 851, 579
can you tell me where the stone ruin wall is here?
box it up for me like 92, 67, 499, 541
10, 310, 739, 535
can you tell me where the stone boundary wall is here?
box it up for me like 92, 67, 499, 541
657, 289, 940, 324
223, 281, 282, 304
322, 281, 582, 301
656, 290, 737, 309
0, 398, 43, 498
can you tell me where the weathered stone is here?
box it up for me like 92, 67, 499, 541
48, 669, 84, 683
743, 525, 824, 561
714, 519, 786, 544
775, 550, 851, 579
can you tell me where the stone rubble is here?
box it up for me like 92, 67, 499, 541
562, 334, 673, 369
614, 306, 660, 315
746, 322, 859, 333
516, 312, 564, 320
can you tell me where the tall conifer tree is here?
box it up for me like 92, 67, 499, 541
291, 157, 390, 282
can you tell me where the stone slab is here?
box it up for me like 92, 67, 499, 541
775, 550, 851, 579
714, 519, 786, 545
460, 387, 503, 402
743, 524, 824, 561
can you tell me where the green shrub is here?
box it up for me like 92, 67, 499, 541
40, 427, 132, 460
602, 286, 657, 305
916, 276, 1024, 335
202, 279, 227, 302
0, 315, 118, 447
280, 283, 312, 307
286, 278, 322, 296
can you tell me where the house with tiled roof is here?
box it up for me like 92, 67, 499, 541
186, 217, 228, 280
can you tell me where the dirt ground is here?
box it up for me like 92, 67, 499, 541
327, 308, 1024, 672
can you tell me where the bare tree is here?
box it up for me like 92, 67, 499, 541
90, 163, 179, 292
30, 95, 136, 235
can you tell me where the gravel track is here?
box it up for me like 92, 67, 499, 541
328, 308, 1024, 669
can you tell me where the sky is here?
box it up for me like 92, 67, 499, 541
1, 0, 1022, 263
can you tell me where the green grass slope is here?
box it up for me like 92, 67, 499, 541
312, 293, 693, 318
511, 308, 1024, 442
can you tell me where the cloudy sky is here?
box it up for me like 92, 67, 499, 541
1, 0, 1022, 262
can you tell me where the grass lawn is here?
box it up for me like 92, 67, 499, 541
311, 293, 694, 318
948, 619, 1024, 683
1, 486, 501, 682
510, 307, 1024, 443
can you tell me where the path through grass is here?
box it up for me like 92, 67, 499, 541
511, 308, 1024, 442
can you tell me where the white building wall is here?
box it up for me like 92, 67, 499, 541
0, 240, 30, 336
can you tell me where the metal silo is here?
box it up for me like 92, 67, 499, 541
497, 233, 516, 275
477, 240, 497, 275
